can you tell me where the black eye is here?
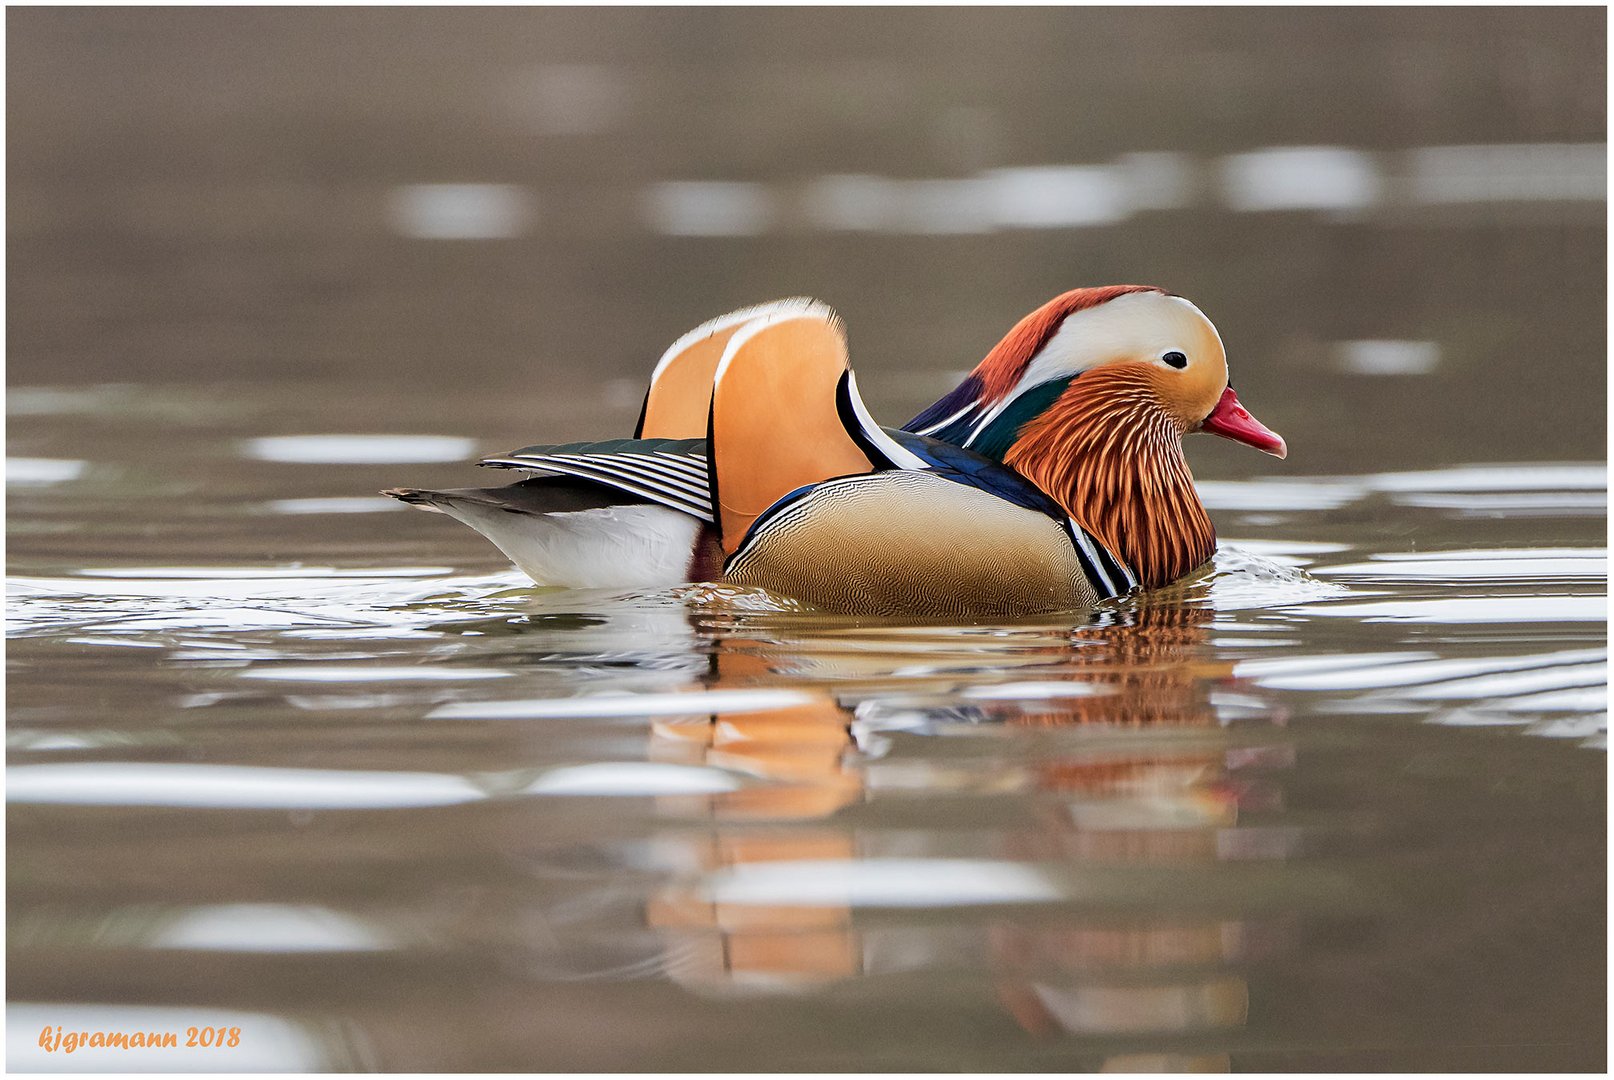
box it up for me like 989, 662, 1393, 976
1162, 351, 1188, 369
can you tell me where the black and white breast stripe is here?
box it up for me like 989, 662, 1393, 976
480, 450, 714, 521
1066, 521, 1139, 600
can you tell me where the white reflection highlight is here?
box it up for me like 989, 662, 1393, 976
1398, 661, 1605, 701
6, 760, 753, 806
76, 566, 449, 580
800, 174, 895, 231
1235, 653, 1439, 682
1294, 596, 1605, 624
525, 762, 740, 796
242, 434, 476, 464
1115, 151, 1194, 210
986, 166, 1128, 228
699, 858, 1065, 908
8, 384, 136, 416
1388, 491, 1606, 516
1522, 714, 1607, 739
1159, 464, 1603, 519
643, 181, 778, 236
899, 178, 996, 234
1370, 548, 1603, 562
800, 175, 997, 233
1364, 465, 1606, 492
63, 637, 164, 649
8, 1003, 324, 1071
1197, 480, 1366, 511
54, 608, 330, 632
962, 681, 1112, 701
1030, 978, 1248, 1035
645, 142, 1606, 240
386, 183, 533, 239
430, 688, 815, 720
1220, 539, 1351, 562
6, 566, 539, 641
267, 496, 406, 515
284, 694, 417, 711
150, 903, 393, 953
240, 665, 512, 683
1408, 143, 1605, 204
1431, 706, 1608, 739
802, 155, 1192, 234
1496, 688, 1608, 713
1220, 146, 1383, 212
1319, 549, 1607, 580
1335, 339, 1440, 376
9, 732, 96, 751
7, 763, 486, 808
7, 457, 86, 486
1242, 649, 1604, 692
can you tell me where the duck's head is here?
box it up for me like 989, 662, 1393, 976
909, 285, 1285, 459
907, 286, 1286, 587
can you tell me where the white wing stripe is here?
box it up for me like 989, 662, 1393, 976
538, 456, 711, 503
478, 456, 713, 521
544, 453, 708, 492
498, 452, 709, 495
963, 395, 1013, 446
844, 370, 931, 471
911, 401, 978, 437
504, 465, 707, 519
648, 452, 711, 478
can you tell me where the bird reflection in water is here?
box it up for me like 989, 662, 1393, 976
647, 640, 865, 990
987, 603, 1258, 1073
645, 599, 1291, 1070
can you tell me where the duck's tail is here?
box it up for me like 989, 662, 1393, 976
386, 297, 877, 587
384, 478, 718, 588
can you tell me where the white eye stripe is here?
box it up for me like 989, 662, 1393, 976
999, 291, 1222, 401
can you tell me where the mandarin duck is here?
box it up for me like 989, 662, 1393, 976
386, 287, 1286, 617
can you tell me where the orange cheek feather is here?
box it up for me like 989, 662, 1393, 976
1003, 364, 1218, 589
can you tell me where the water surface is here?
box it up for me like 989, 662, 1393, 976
7, 382, 1605, 1072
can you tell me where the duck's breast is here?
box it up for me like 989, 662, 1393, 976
722, 470, 1099, 617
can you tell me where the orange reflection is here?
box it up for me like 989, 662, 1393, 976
645, 600, 1284, 1068
646, 640, 864, 990
992, 603, 1247, 1069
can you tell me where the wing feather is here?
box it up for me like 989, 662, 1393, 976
708, 305, 879, 552
481, 439, 713, 521
638, 298, 821, 439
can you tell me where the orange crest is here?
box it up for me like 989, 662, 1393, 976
974, 285, 1164, 402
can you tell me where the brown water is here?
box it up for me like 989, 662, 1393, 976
7, 381, 1607, 1071
6, 7, 1608, 1073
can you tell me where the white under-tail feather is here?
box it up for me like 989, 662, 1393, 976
432, 501, 703, 588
